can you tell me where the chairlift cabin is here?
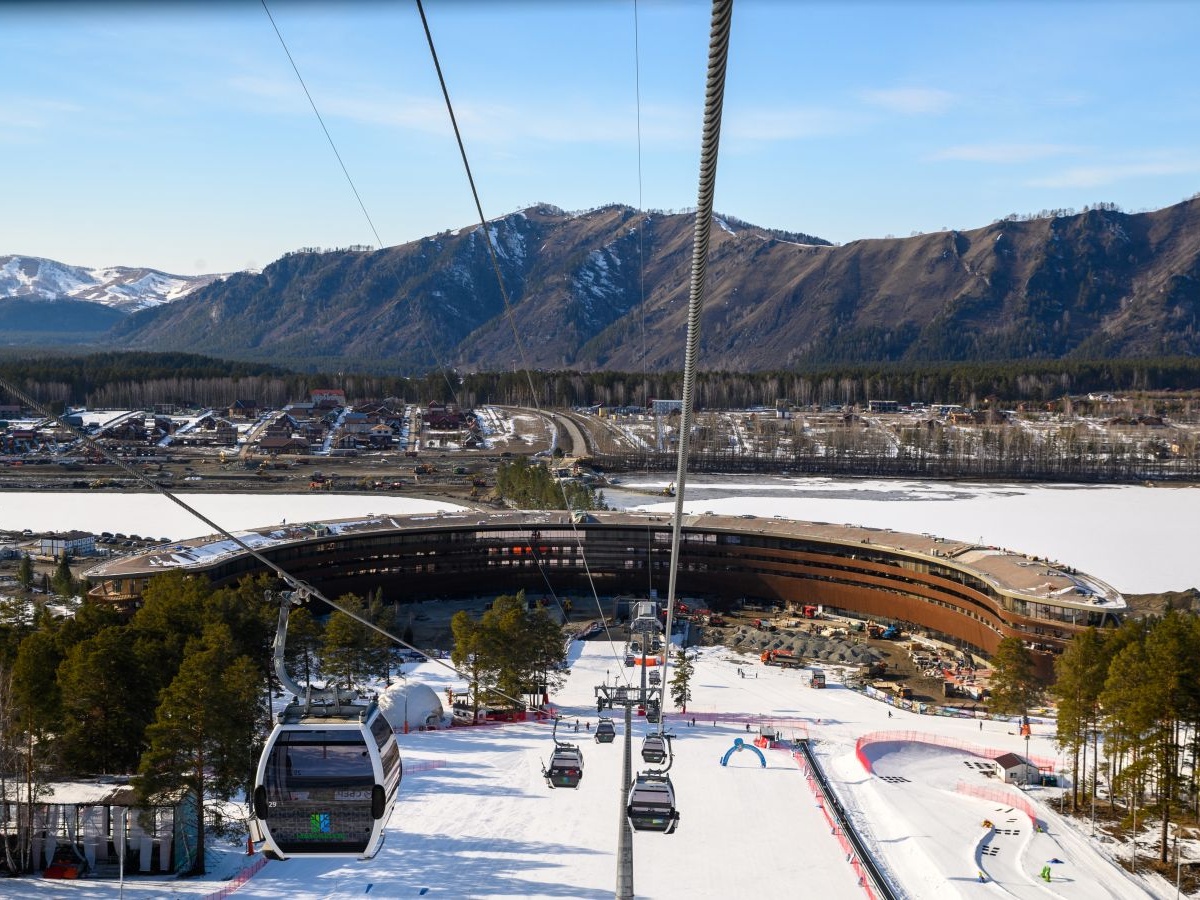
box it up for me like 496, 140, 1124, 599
641, 733, 667, 764
253, 693, 402, 859
645, 701, 661, 724
594, 717, 617, 743
627, 773, 679, 834
648, 669, 662, 686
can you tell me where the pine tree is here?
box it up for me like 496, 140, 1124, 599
16, 554, 33, 590
1052, 628, 1107, 809
322, 594, 372, 687
669, 650, 693, 712
1141, 612, 1200, 861
50, 554, 75, 597
987, 636, 1041, 718
282, 605, 324, 687
135, 624, 261, 875
1101, 639, 1155, 852
449, 593, 566, 712
57, 625, 153, 773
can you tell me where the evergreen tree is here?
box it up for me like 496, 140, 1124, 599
129, 571, 215, 697
16, 554, 33, 590
986, 636, 1041, 717
135, 624, 261, 875
12, 629, 64, 735
450, 593, 566, 711
57, 625, 153, 774
364, 589, 397, 685
282, 605, 324, 687
1101, 639, 1155, 849
450, 609, 486, 720
1052, 628, 1107, 809
1140, 611, 1200, 861
322, 594, 372, 687
50, 554, 74, 597
669, 650, 693, 712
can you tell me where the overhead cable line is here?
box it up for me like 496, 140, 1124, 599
261, 0, 461, 405
658, 0, 733, 737
261, 0, 384, 250
416, 0, 634, 687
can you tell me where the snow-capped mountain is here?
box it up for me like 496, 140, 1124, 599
0, 255, 224, 312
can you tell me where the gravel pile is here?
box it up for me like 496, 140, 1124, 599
728, 625, 885, 666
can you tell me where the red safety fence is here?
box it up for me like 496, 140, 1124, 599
404, 759, 448, 773
954, 781, 1041, 827
200, 855, 268, 900
854, 730, 1055, 774
792, 751, 884, 900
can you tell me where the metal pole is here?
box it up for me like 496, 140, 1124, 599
616, 700, 634, 900
118, 808, 125, 900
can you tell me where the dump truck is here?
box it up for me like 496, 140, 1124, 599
809, 670, 826, 688
761, 649, 804, 668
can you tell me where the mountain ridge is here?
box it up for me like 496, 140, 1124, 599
0, 254, 224, 312
10, 199, 1200, 373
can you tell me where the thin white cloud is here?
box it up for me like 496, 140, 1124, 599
1029, 155, 1200, 188
725, 106, 866, 142
931, 143, 1080, 164
860, 87, 955, 116
228, 73, 685, 147
0, 97, 83, 130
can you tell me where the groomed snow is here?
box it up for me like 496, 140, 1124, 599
3, 641, 1176, 899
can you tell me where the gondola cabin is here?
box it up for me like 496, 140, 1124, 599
641, 734, 667, 764
545, 744, 584, 788
253, 697, 402, 859
594, 718, 617, 743
627, 773, 679, 834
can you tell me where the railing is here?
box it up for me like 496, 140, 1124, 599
793, 740, 899, 900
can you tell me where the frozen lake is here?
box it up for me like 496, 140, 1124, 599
1, 476, 1196, 595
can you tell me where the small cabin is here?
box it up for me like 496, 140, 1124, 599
992, 752, 1039, 786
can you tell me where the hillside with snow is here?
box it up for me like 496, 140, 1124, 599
0, 254, 223, 312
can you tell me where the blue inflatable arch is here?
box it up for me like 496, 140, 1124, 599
720, 737, 766, 767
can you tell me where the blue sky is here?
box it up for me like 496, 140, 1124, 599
4, 0, 1199, 275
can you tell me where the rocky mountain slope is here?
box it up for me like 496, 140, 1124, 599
21, 198, 1200, 372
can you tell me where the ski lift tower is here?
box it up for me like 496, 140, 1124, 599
596, 604, 664, 900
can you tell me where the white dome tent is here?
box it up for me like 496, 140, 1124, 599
379, 680, 447, 733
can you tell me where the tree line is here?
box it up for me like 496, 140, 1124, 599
6, 351, 1200, 413
495, 456, 606, 510
1052, 613, 1200, 865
